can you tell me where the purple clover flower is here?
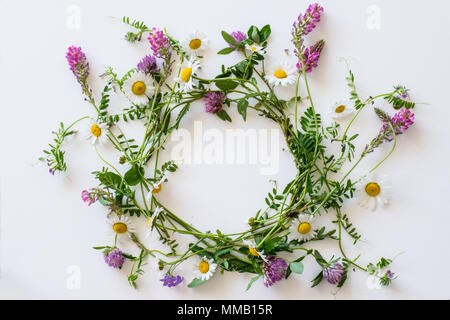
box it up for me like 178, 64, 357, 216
229, 31, 247, 47
160, 275, 184, 287
137, 54, 158, 74
66, 46, 90, 85
148, 28, 171, 61
262, 256, 288, 287
203, 91, 226, 114
296, 40, 325, 73
386, 270, 395, 279
104, 248, 125, 269
391, 109, 415, 132
323, 263, 345, 285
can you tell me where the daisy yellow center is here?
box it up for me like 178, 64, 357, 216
146, 218, 152, 228
297, 222, 311, 235
365, 182, 381, 197
181, 67, 192, 82
113, 222, 128, 234
189, 38, 202, 50
335, 105, 346, 113
249, 247, 260, 257
90, 124, 102, 137
132, 81, 146, 95
274, 69, 288, 79
198, 261, 210, 273
152, 183, 162, 194
250, 46, 257, 51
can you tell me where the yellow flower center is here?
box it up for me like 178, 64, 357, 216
274, 69, 288, 79
365, 182, 381, 197
131, 81, 146, 95
181, 67, 192, 82
249, 247, 260, 257
335, 105, 346, 114
146, 218, 152, 228
297, 222, 311, 235
198, 261, 210, 273
152, 183, 162, 194
90, 124, 102, 137
189, 38, 202, 50
250, 46, 257, 52
113, 222, 128, 234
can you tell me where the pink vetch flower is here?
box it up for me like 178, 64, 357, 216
292, 3, 324, 52
296, 40, 325, 73
104, 248, 125, 269
66, 46, 90, 84
262, 256, 288, 287
148, 28, 171, 61
81, 189, 99, 206
137, 54, 158, 74
203, 91, 226, 114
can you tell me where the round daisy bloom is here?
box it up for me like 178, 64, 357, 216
84, 119, 108, 145
123, 71, 155, 106
183, 31, 209, 55
244, 240, 266, 261
356, 173, 391, 211
265, 62, 297, 87
175, 57, 201, 93
245, 43, 263, 54
289, 213, 317, 242
329, 100, 355, 121
146, 176, 166, 202
194, 257, 217, 281
107, 215, 136, 239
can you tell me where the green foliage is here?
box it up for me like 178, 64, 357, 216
122, 17, 149, 42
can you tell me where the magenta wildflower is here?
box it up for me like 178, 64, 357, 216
66, 46, 89, 84
160, 275, 184, 287
391, 108, 415, 132
229, 31, 247, 46
137, 54, 158, 74
292, 3, 324, 38
104, 248, 125, 269
203, 91, 226, 114
262, 256, 288, 287
148, 28, 171, 61
81, 189, 99, 206
296, 40, 325, 73
323, 263, 345, 285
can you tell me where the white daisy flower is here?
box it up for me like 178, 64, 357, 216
175, 56, 201, 93
107, 215, 136, 239
194, 257, 217, 281
289, 213, 317, 242
243, 239, 267, 261
265, 62, 297, 87
329, 100, 355, 121
183, 31, 209, 55
146, 176, 166, 201
84, 119, 108, 145
145, 206, 164, 237
356, 173, 391, 211
245, 43, 263, 54
123, 71, 155, 106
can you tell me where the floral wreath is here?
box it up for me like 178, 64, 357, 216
41, 4, 420, 290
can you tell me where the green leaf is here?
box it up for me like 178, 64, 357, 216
221, 31, 236, 46
215, 79, 239, 90
246, 275, 261, 291
124, 165, 145, 186
217, 47, 236, 55
259, 25, 271, 42
187, 278, 207, 288
237, 100, 248, 121
289, 261, 304, 274
216, 109, 232, 122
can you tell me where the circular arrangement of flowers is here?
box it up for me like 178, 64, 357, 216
41, 4, 420, 290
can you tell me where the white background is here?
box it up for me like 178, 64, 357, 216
0, 0, 449, 299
